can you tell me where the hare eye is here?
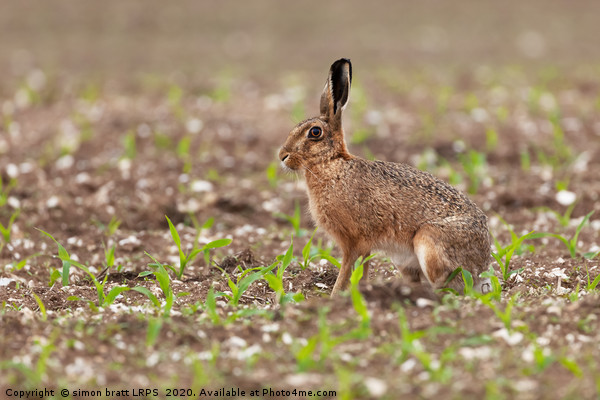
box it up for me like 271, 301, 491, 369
308, 126, 322, 139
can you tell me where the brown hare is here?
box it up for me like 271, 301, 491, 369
279, 58, 492, 297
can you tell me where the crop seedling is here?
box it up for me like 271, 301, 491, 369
139, 253, 179, 316
536, 202, 577, 228
349, 255, 375, 337
0, 176, 17, 208
396, 305, 453, 382
6, 252, 40, 272
263, 238, 304, 305
168, 84, 184, 119
0, 209, 19, 245
266, 161, 280, 188
216, 262, 276, 306
165, 215, 232, 279
300, 228, 318, 270
30, 293, 47, 321
274, 200, 306, 237
38, 229, 72, 286
39, 229, 156, 310
122, 130, 137, 160
530, 211, 594, 258
294, 308, 340, 372
485, 127, 499, 152
584, 265, 600, 292
491, 217, 537, 281
482, 292, 520, 331
458, 149, 489, 195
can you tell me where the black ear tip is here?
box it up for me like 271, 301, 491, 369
331, 58, 351, 68
330, 58, 352, 81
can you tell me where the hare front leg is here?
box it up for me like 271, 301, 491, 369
331, 253, 356, 297
330, 245, 370, 297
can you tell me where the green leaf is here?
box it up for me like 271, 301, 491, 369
146, 317, 163, 347
202, 238, 233, 250
278, 239, 294, 280
264, 274, 283, 294
104, 286, 131, 306
588, 273, 600, 291
205, 287, 220, 324
461, 268, 474, 294
202, 217, 215, 230
319, 254, 341, 269
131, 286, 161, 308
166, 215, 185, 263
31, 293, 47, 321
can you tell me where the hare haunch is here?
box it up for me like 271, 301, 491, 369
279, 58, 492, 296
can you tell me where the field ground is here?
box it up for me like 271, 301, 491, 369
1, 1, 600, 399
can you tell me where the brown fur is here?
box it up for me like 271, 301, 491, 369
279, 59, 491, 296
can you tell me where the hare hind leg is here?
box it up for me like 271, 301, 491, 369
413, 225, 473, 293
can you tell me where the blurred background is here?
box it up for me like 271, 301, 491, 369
2, 0, 600, 93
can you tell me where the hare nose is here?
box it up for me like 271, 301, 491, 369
278, 147, 290, 162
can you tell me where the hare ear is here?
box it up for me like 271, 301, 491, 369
320, 58, 352, 121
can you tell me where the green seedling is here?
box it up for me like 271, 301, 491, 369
146, 317, 163, 347
38, 229, 72, 286
480, 292, 520, 331
568, 284, 581, 302
177, 135, 192, 175
350, 128, 374, 145
221, 263, 276, 306
301, 228, 318, 270
536, 202, 577, 228
39, 229, 155, 310
6, 252, 40, 272
30, 292, 47, 321
274, 200, 305, 237
584, 265, 600, 292
294, 307, 348, 372
204, 286, 221, 324
0, 330, 58, 388
266, 161, 280, 188
584, 249, 600, 260
263, 239, 304, 305
458, 149, 488, 195
168, 84, 184, 119
165, 215, 232, 279
520, 148, 531, 171
209, 73, 232, 103
492, 219, 536, 281
530, 211, 594, 258
139, 253, 175, 316
559, 356, 583, 378
40, 230, 130, 309
397, 305, 453, 382
0, 177, 17, 208
485, 127, 499, 152
479, 265, 503, 302
105, 216, 121, 236
0, 209, 19, 244
349, 256, 375, 336
122, 130, 137, 160
291, 99, 305, 123
103, 241, 116, 269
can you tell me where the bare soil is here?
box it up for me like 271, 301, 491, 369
1, 1, 600, 399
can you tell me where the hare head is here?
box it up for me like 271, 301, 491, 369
279, 58, 353, 171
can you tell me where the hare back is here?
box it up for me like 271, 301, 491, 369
306, 157, 488, 247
